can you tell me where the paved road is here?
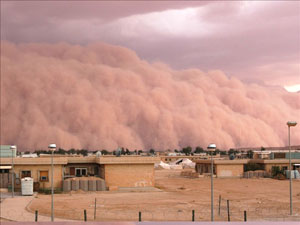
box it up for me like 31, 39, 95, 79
0, 195, 73, 222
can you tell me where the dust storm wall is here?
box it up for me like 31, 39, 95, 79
1, 41, 300, 150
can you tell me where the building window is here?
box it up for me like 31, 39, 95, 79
75, 168, 87, 177
21, 170, 31, 178
39, 171, 49, 181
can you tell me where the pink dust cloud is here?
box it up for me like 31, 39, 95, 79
1, 41, 300, 151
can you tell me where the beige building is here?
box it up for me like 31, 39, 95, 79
0, 157, 66, 189
0, 156, 159, 191
195, 159, 247, 178
253, 159, 300, 174
195, 159, 300, 178
100, 157, 156, 188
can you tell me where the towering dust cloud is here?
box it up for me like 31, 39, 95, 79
1, 42, 299, 150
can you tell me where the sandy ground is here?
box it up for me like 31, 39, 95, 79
27, 170, 300, 222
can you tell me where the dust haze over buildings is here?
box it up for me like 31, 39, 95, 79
1, 42, 300, 151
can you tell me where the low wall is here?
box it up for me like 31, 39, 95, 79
63, 178, 106, 192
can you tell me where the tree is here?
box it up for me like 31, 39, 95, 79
101, 149, 109, 155
149, 149, 155, 155
182, 146, 192, 156
57, 148, 66, 155
68, 148, 76, 155
261, 146, 266, 151
247, 150, 254, 159
219, 150, 227, 155
194, 146, 204, 154
214, 149, 221, 155
34, 150, 45, 156
138, 150, 143, 155
79, 149, 88, 156
121, 148, 126, 155
125, 149, 130, 155
228, 148, 236, 155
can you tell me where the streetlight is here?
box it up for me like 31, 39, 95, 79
48, 143, 56, 222
287, 121, 297, 215
10, 145, 16, 198
207, 143, 216, 221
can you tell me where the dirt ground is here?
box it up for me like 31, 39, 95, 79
27, 169, 300, 222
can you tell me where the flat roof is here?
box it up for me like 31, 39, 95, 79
99, 156, 160, 165
0, 157, 68, 165
195, 159, 300, 165
195, 159, 249, 165
160, 155, 207, 158
67, 156, 98, 164
0, 156, 160, 165
252, 159, 300, 164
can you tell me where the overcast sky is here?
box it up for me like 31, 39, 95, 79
1, 1, 300, 91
